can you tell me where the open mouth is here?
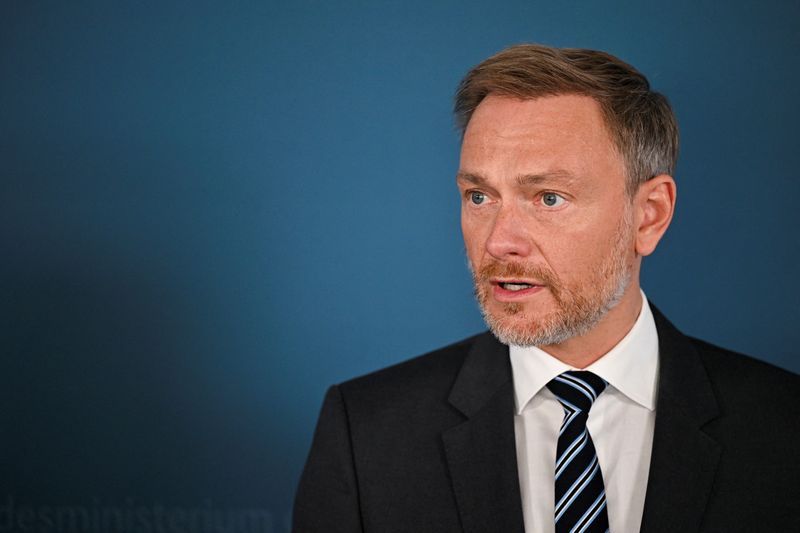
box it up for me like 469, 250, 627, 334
498, 282, 535, 291
490, 279, 545, 301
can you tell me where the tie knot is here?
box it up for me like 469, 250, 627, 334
546, 371, 607, 413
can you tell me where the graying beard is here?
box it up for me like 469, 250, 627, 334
484, 267, 631, 347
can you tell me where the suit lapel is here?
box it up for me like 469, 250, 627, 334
442, 333, 525, 533
640, 307, 721, 533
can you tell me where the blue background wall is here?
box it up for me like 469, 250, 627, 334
2, 1, 798, 531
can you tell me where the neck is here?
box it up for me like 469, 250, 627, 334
539, 285, 644, 368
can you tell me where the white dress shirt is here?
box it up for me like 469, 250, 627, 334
510, 291, 659, 533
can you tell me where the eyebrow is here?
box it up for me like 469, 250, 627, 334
516, 170, 579, 187
456, 170, 579, 187
455, 172, 487, 186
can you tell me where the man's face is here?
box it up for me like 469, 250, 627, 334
458, 94, 637, 347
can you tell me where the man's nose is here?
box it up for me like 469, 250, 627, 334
485, 205, 533, 260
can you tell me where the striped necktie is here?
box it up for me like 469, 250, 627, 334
546, 371, 610, 533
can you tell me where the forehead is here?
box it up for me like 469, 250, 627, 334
460, 94, 624, 181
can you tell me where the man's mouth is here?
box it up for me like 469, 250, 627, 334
498, 282, 535, 291
489, 279, 545, 302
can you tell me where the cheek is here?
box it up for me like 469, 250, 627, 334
544, 234, 602, 277
461, 216, 485, 266
460, 212, 478, 244
555, 220, 627, 276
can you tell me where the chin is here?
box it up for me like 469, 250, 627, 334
480, 288, 625, 347
482, 308, 566, 347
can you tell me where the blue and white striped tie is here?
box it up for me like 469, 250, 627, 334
547, 371, 610, 533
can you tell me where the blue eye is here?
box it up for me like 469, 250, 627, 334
470, 192, 487, 205
541, 192, 565, 207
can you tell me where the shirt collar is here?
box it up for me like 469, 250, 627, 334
509, 290, 659, 415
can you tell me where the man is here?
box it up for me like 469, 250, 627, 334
293, 44, 800, 533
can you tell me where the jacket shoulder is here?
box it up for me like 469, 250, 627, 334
338, 332, 488, 396
689, 336, 799, 389
688, 336, 800, 416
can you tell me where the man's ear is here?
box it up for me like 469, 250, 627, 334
634, 174, 676, 257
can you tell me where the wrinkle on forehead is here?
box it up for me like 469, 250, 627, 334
459, 94, 625, 189
465, 94, 610, 144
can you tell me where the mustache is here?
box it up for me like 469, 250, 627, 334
475, 260, 560, 287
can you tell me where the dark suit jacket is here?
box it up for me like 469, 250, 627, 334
293, 307, 800, 532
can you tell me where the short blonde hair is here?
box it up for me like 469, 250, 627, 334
455, 44, 679, 194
